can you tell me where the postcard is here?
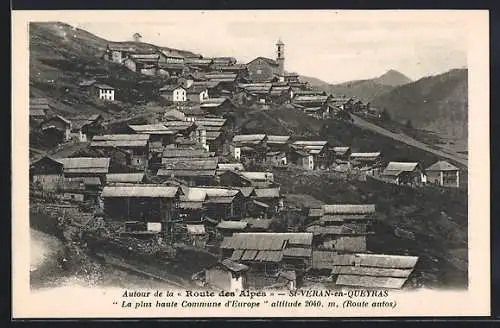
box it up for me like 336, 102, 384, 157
12, 9, 490, 318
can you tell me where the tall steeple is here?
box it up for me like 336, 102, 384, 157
276, 38, 285, 77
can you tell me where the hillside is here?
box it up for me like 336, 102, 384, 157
237, 106, 460, 169
301, 69, 412, 102
29, 22, 198, 119
371, 69, 468, 142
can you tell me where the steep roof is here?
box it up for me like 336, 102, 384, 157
94, 83, 114, 90
247, 57, 279, 66
162, 148, 214, 158
293, 95, 329, 103
235, 186, 256, 197
350, 152, 381, 158
157, 169, 216, 177
162, 158, 218, 170
220, 232, 313, 250
267, 135, 290, 144
58, 157, 110, 174
219, 259, 249, 272
101, 185, 180, 198
129, 53, 160, 61
160, 84, 185, 92
217, 163, 245, 172
128, 124, 175, 135
216, 221, 248, 230
233, 134, 267, 143
333, 147, 351, 155
243, 218, 273, 230
186, 84, 209, 94
30, 109, 47, 117
91, 134, 149, 148
106, 173, 145, 183
200, 98, 231, 108
179, 187, 207, 202
322, 204, 376, 215
240, 171, 274, 181
333, 253, 419, 289
384, 162, 420, 172
199, 187, 241, 198
426, 160, 459, 171
254, 188, 280, 198
284, 193, 324, 210
292, 140, 328, 146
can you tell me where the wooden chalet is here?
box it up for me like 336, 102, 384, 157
193, 117, 229, 154
231, 134, 268, 163
157, 157, 219, 186
306, 204, 377, 253
292, 95, 331, 118
106, 173, 146, 185
101, 185, 182, 234
128, 124, 176, 154
425, 160, 460, 188
216, 221, 249, 237
204, 259, 249, 291
40, 115, 72, 144
332, 146, 352, 163
250, 187, 282, 217
200, 98, 235, 115
381, 162, 426, 186
311, 251, 419, 289
219, 232, 313, 288
71, 114, 105, 142
30, 156, 64, 191
90, 134, 150, 170
29, 98, 51, 120
290, 141, 333, 170
350, 152, 382, 168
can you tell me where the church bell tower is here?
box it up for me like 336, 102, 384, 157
276, 39, 285, 77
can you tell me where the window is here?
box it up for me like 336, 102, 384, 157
256, 69, 262, 74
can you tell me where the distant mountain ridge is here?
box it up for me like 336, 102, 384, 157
300, 69, 412, 102
371, 68, 468, 142
372, 69, 413, 87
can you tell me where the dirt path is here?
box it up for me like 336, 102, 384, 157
350, 115, 468, 167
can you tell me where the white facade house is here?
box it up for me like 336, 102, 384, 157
173, 87, 187, 102
307, 155, 314, 171
95, 84, 115, 101
232, 146, 241, 160
199, 89, 209, 102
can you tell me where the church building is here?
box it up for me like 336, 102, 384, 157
246, 39, 286, 83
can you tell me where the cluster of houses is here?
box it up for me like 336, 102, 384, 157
100, 39, 377, 119
30, 98, 107, 145
205, 203, 419, 290
29, 38, 462, 291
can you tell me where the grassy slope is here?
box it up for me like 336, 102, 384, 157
29, 22, 173, 119
239, 107, 445, 168
372, 69, 468, 143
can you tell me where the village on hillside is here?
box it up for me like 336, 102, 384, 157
29, 30, 465, 292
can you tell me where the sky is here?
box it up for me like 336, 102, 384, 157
62, 10, 469, 84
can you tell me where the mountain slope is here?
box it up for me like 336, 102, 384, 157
29, 22, 194, 118
372, 69, 412, 87
371, 69, 468, 142
300, 69, 412, 102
